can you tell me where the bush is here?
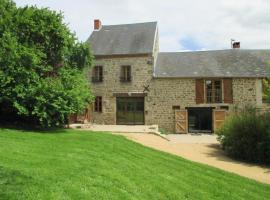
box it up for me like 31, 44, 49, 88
217, 106, 270, 165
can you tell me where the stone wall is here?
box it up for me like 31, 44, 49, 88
257, 104, 270, 114
146, 78, 195, 132
90, 57, 263, 132
90, 56, 153, 124
255, 79, 263, 105
153, 29, 159, 65
146, 78, 263, 132
232, 78, 261, 106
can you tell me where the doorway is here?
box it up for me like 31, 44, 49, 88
188, 107, 213, 133
116, 97, 144, 125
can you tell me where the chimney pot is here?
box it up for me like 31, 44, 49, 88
233, 42, 240, 49
94, 19, 102, 30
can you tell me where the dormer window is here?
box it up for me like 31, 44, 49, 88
120, 65, 131, 82
92, 66, 103, 83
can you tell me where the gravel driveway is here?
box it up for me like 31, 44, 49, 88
115, 132, 270, 184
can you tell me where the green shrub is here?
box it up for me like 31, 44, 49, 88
159, 128, 171, 135
217, 106, 270, 165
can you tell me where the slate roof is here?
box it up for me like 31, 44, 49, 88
87, 22, 157, 56
155, 49, 270, 78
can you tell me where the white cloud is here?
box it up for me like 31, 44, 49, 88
14, 0, 270, 51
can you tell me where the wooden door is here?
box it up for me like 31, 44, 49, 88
175, 110, 187, 134
213, 110, 227, 131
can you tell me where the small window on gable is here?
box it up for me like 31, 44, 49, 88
92, 66, 103, 83
94, 96, 102, 112
120, 65, 131, 82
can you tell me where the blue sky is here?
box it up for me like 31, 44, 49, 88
180, 38, 203, 51
14, 0, 270, 51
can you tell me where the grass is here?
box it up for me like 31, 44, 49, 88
0, 129, 270, 200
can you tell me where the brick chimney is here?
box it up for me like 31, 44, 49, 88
94, 19, 102, 30
232, 42, 240, 49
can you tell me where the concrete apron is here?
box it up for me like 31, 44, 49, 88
69, 124, 168, 140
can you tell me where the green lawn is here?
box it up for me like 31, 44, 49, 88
0, 129, 270, 200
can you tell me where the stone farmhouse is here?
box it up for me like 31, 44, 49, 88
82, 19, 270, 133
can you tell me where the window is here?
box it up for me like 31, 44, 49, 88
206, 80, 222, 103
92, 66, 103, 83
94, 96, 102, 112
120, 65, 131, 82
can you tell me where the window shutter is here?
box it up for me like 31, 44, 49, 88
196, 79, 204, 104
223, 79, 233, 103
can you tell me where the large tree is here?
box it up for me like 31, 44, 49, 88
0, 0, 93, 127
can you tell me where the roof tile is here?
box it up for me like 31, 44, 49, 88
87, 22, 157, 56
155, 50, 270, 78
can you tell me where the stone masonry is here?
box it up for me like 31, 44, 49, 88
233, 78, 262, 106
91, 56, 153, 124
91, 57, 263, 132
146, 78, 196, 132
88, 21, 267, 133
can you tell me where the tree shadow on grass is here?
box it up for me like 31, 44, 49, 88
0, 122, 70, 134
0, 166, 33, 200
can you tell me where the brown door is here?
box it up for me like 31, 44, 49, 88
175, 110, 187, 134
213, 110, 227, 131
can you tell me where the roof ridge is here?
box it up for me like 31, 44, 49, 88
102, 21, 157, 27
159, 49, 270, 54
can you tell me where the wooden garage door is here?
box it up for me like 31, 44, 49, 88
175, 110, 187, 134
116, 97, 144, 125
213, 110, 227, 131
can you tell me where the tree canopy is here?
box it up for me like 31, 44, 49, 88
0, 0, 93, 127
262, 63, 270, 103
263, 78, 270, 103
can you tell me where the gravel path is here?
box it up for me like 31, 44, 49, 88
114, 132, 270, 185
